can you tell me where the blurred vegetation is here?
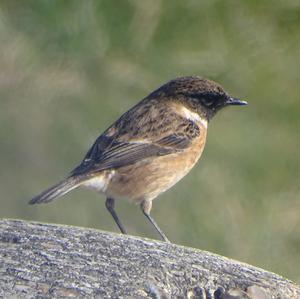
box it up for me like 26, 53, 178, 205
1, 0, 300, 282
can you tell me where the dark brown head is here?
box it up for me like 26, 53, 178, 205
149, 76, 247, 120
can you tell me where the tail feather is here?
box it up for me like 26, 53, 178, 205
29, 176, 83, 204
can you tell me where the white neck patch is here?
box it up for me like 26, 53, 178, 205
180, 106, 208, 128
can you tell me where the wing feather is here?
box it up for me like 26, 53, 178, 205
71, 103, 201, 175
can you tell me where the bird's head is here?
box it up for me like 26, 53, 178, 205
151, 76, 247, 120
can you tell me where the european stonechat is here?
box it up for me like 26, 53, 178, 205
30, 76, 247, 242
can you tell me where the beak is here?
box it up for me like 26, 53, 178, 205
226, 97, 248, 106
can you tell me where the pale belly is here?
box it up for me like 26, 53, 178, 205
106, 155, 199, 203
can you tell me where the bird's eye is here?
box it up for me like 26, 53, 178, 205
201, 94, 216, 106
188, 92, 218, 107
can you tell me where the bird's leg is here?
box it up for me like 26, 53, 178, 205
105, 197, 127, 234
141, 200, 170, 243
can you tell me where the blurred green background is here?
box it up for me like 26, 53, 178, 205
1, 0, 300, 282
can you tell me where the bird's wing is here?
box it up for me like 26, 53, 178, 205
78, 141, 174, 173
71, 101, 200, 175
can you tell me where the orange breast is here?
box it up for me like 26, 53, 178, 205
105, 126, 207, 203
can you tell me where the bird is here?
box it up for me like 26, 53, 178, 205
29, 76, 247, 242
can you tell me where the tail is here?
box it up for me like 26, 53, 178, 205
29, 176, 83, 205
